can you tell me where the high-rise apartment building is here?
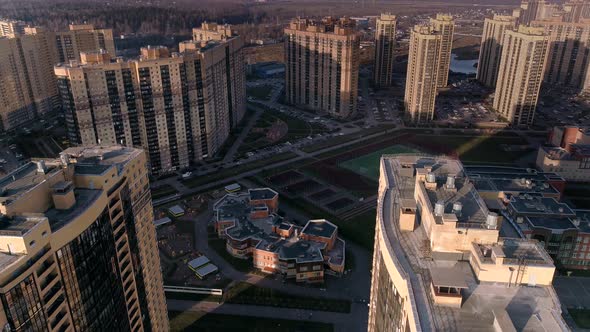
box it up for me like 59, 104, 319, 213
404, 25, 441, 124
0, 18, 26, 37
493, 26, 549, 126
373, 13, 397, 88
368, 155, 567, 331
519, 0, 559, 25
537, 126, 590, 181
0, 145, 168, 331
532, 18, 590, 90
0, 26, 58, 131
430, 14, 454, 88
563, 0, 590, 22
284, 17, 360, 118
192, 22, 246, 128
55, 43, 236, 175
477, 15, 518, 87
54, 24, 115, 63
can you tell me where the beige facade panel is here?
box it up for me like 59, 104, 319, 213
55, 24, 116, 63
374, 13, 397, 88
368, 155, 565, 332
493, 26, 549, 126
404, 25, 441, 124
0, 146, 168, 331
285, 17, 360, 118
533, 18, 590, 90
0, 27, 58, 131
430, 14, 455, 88
477, 15, 518, 88
55, 41, 240, 175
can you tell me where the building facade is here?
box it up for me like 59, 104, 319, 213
55, 43, 236, 175
518, 0, 559, 26
373, 13, 397, 88
0, 145, 168, 331
55, 24, 115, 63
214, 188, 345, 282
404, 25, 441, 124
537, 126, 590, 181
0, 26, 58, 131
0, 19, 26, 37
493, 26, 549, 126
368, 155, 566, 332
501, 195, 590, 270
192, 22, 246, 128
477, 15, 518, 87
430, 14, 454, 88
563, 0, 590, 23
532, 18, 590, 91
284, 17, 360, 118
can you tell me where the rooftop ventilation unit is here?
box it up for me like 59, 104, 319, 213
452, 201, 463, 216
36, 160, 47, 174
445, 175, 456, 190
434, 200, 445, 217
426, 172, 436, 183
486, 213, 499, 229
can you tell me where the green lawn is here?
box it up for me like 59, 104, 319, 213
182, 152, 298, 188
408, 134, 530, 164
278, 193, 376, 251
224, 282, 351, 313
169, 311, 333, 332
247, 85, 274, 100
339, 145, 419, 181
301, 125, 397, 154
568, 308, 590, 329
208, 239, 253, 272
238, 109, 328, 155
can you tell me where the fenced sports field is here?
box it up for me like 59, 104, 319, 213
339, 145, 419, 181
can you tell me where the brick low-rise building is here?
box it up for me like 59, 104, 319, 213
213, 188, 345, 282
537, 126, 590, 181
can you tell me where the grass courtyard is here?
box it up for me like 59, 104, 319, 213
238, 108, 328, 154
339, 145, 419, 181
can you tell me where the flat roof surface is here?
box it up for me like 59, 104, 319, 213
168, 205, 185, 215
380, 155, 566, 331
526, 216, 576, 230
575, 210, 590, 233
278, 239, 324, 263
509, 196, 574, 215
188, 256, 210, 269
301, 219, 337, 238
225, 183, 241, 191
195, 264, 218, 277
0, 216, 43, 236
45, 189, 103, 231
249, 188, 277, 201
0, 163, 58, 202
430, 266, 468, 288
465, 166, 560, 194
63, 146, 141, 176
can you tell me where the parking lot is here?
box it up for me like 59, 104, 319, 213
536, 87, 590, 128
436, 79, 501, 126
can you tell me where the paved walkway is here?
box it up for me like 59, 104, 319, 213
222, 108, 264, 164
